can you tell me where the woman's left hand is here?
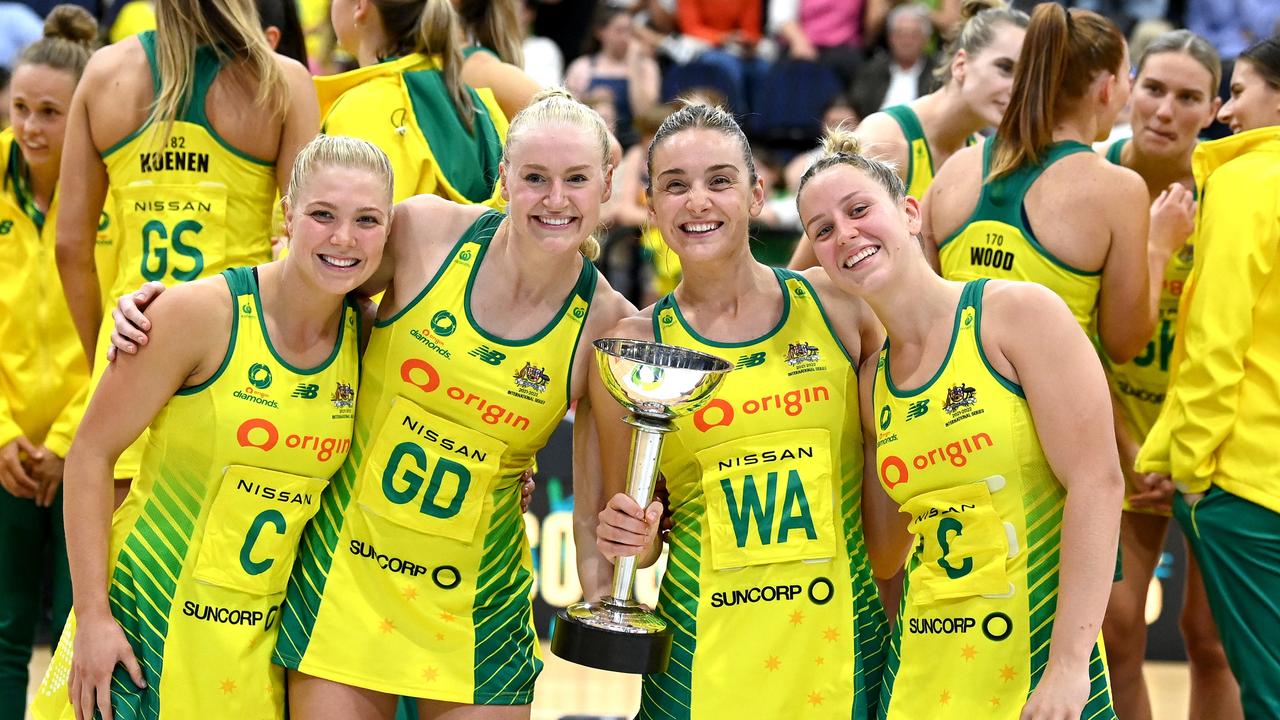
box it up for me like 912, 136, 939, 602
1020, 663, 1088, 720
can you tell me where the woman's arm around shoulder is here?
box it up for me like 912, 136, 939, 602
371, 194, 490, 312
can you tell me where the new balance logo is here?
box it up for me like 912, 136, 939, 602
292, 383, 320, 399
469, 346, 507, 366
735, 352, 766, 369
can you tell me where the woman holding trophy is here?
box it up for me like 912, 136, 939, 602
103, 89, 635, 719
593, 103, 889, 719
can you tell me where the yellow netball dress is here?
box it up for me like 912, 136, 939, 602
1101, 140, 1194, 513
95, 30, 277, 479
882, 105, 938, 199
315, 54, 508, 206
32, 267, 359, 720
643, 269, 887, 720
872, 279, 1114, 719
276, 210, 597, 704
938, 140, 1101, 331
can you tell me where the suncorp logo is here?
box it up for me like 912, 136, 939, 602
236, 418, 351, 462
399, 358, 531, 430
879, 432, 994, 488
692, 385, 831, 432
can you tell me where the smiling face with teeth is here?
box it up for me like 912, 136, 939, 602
284, 164, 391, 294
798, 163, 923, 296
8, 63, 76, 181
500, 123, 612, 255
647, 128, 765, 264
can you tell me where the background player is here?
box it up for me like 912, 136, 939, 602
54, 0, 318, 491
789, 0, 1028, 269
923, 4, 1155, 365
0, 7, 103, 717
1096, 29, 1242, 720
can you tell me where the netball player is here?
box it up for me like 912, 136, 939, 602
923, 4, 1155, 365
595, 103, 888, 719
789, 0, 1027, 269
797, 128, 1121, 719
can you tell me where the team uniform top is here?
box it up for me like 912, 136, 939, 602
0, 126, 114, 457
872, 279, 1114, 719
102, 31, 275, 302
938, 139, 1101, 331
316, 54, 508, 206
33, 267, 360, 720
276, 211, 596, 704
881, 105, 977, 200
882, 105, 939, 199
644, 269, 887, 720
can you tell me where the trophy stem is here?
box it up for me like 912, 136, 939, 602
610, 415, 672, 603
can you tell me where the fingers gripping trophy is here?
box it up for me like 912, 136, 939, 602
551, 339, 732, 674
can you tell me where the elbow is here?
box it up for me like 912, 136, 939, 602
1101, 331, 1147, 365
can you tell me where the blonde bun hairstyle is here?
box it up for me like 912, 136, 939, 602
797, 123, 907, 202
16, 4, 98, 80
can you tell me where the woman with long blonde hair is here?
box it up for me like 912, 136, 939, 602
54, 0, 318, 486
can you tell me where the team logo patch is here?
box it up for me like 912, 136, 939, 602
513, 363, 550, 394
430, 310, 457, 337
248, 363, 273, 390
331, 382, 355, 409
943, 383, 977, 417
1177, 244, 1194, 264
784, 342, 821, 367
879, 405, 892, 431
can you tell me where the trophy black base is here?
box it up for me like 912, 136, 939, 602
550, 600, 673, 675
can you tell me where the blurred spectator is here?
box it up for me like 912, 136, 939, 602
457, 0, 545, 118
754, 148, 800, 230
0, 67, 8, 131
784, 94, 859, 190
665, 0, 769, 114
768, 0, 866, 87
1073, 0, 1169, 35
520, 0, 563, 87
866, 0, 960, 45
565, 6, 660, 146
0, 3, 42, 68
1185, 0, 1280, 60
530, 0, 601, 65
256, 0, 307, 66
851, 3, 937, 119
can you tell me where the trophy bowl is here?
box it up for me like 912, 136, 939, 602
551, 339, 732, 674
593, 338, 733, 422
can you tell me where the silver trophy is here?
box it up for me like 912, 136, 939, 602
550, 338, 732, 674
